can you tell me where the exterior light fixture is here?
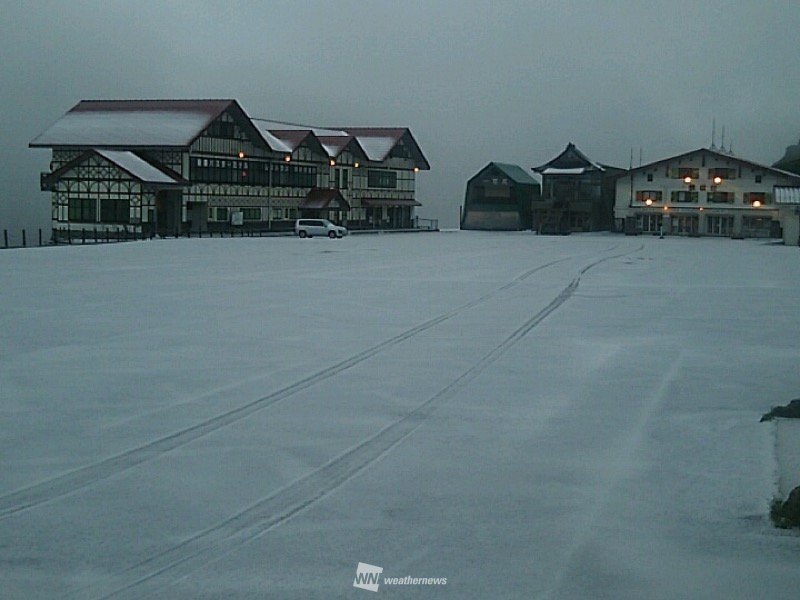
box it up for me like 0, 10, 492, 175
645, 198, 653, 206
713, 176, 723, 185
414, 167, 420, 173
329, 159, 336, 166
354, 162, 360, 168
284, 155, 291, 162
684, 176, 692, 184
663, 205, 669, 211
699, 207, 704, 211
238, 151, 245, 159
752, 200, 762, 208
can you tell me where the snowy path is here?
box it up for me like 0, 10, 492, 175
1, 233, 799, 599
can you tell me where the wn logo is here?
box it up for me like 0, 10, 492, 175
353, 562, 383, 592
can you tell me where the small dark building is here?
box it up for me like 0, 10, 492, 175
461, 162, 540, 230
532, 143, 624, 233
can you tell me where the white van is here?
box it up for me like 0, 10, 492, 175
294, 219, 348, 239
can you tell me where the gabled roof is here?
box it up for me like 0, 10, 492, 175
623, 147, 800, 179
534, 143, 605, 173
31, 99, 431, 169
300, 188, 350, 210
267, 129, 314, 152
341, 128, 405, 162
252, 119, 349, 137
316, 135, 368, 162
41, 149, 188, 189
340, 128, 430, 169
30, 99, 239, 148
94, 150, 186, 184
489, 162, 539, 185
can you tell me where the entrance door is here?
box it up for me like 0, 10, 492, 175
155, 190, 182, 235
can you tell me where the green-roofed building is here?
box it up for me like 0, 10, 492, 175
461, 162, 540, 230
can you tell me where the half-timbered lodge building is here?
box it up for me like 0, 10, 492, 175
31, 99, 430, 239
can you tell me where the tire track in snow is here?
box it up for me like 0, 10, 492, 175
0, 251, 598, 521
95, 245, 639, 600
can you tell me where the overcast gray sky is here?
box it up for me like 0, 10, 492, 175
1, 0, 799, 231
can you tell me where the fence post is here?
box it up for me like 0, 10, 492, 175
3, 230, 7, 249
82, 228, 86, 244
22, 229, 27, 248
39, 229, 42, 246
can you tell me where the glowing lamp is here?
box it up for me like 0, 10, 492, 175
644, 198, 653, 206
329, 159, 336, 166
683, 176, 692, 184
713, 176, 722, 185
354, 162, 360, 168
414, 167, 420, 173
752, 200, 762, 208
284, 155, 291, 162
238, 151, 245, 159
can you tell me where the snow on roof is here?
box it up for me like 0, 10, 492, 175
340, 128, 408, 162
250, 120, 293, 153
30, 100, 233, 147
95, 150, 182, 184
252, 120, 407, 161
253, 119, 348, 138
540, 167, 588, 175
351, 136, 399, 162
266, 130, 313, 152
534, 143, 605, 173
32, 100, 428, 167
317, 136, 354, 158
774, 187, 800, 204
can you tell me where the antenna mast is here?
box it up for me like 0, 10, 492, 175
711, 118, 716, 149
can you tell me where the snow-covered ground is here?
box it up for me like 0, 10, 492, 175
1, 231, 799, 599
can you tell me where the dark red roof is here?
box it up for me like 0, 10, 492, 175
69, 99, 234, 114
301, 188, 351, 210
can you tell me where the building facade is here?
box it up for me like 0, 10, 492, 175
460, 162, 540, 230
772, 140, 800, 245
532, 143, 623, 234
614, 148, 800, 239
31, 100, 430, 239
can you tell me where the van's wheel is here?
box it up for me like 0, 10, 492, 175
298, 230, 307, 238
328, 231, 337, 239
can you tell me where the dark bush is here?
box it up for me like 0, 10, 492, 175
770, 486, 800, 529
